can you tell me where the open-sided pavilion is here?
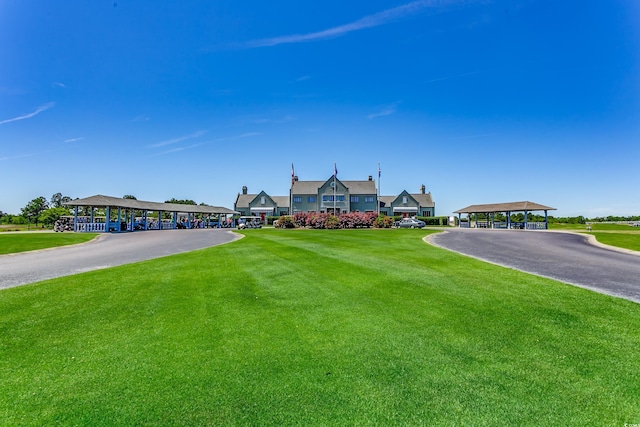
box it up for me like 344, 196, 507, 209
64, 194, 239, 232
454, 201, 556, 230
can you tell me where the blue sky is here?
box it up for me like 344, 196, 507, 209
1, 0, 638, 217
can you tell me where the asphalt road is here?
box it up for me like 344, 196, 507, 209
0, 229, 240, 290
428, 229, 640, 303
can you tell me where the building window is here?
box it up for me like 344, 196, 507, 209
261, 196, 266, 205
293, 196, 302, 203
308, 196, 316, 203
322, 195, 332, 202
422, 210, 431, 217
350, 196, 359, 203
337, 195, 345, 202
402, 196, 408, 204
364, 196, 374, 203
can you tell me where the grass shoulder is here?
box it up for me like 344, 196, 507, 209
550, 223, 640, 252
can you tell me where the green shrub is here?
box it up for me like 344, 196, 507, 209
374, 215, 394, 228
275, 216, 296, 228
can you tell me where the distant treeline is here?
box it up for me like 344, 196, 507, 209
458, 214, 640, 224
550, 215, 640, 224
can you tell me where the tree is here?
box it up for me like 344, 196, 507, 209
40, 207, 72, 227
50, 193, 72, 208
21, 196, 49, 227
123, 195, 137, 200
165, 198, 196, 205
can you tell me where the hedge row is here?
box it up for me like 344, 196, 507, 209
274, 212, 396, 229
273, 214, 453, 229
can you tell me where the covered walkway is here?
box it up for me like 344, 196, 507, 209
64, 194, 239, 232
454, 201, 556, 230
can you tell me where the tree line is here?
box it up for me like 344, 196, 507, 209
0, 194, 211, 229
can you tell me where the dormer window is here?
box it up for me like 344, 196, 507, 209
261, 196, 266, 205
402, 196, 408, 204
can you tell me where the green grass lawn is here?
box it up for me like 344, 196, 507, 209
550, 223, 640, 252
0, 232, 98, 255
1, 229, 639, 426
588, 232, 640, 252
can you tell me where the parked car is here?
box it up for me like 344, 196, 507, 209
395, 218, 426, 228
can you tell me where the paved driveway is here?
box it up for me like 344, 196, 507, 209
0, 229, 240, 290
428, 229, 640, 303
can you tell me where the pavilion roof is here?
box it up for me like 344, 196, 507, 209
454, 201, 556, 214
64, 194, 238, 215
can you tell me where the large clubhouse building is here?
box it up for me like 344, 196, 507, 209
234, 174, 435, 221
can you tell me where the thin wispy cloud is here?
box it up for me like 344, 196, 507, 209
0, 102, 55, 125
148, 130, 207, 148
130, 115, 150, 122
152, 143, 207, 157
150, 132, 261, 156
52, 82, 66, 88
237, 132, 262, 138
242, 0, 450, 48
64, 137, 84, 143
0, 150, 52, 161
368, 102, 401, 119
210, 132, 263, 143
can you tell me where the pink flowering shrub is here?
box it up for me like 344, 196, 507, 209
288, 212, 377, 229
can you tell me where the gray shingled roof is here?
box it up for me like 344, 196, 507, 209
410, 192, 434, 208
272, 196, 290, 208
379, 196, 395, 205
234, 193, 258, 208
454, 201, 556, 214
292, 179, 376, 194
64, 194, 238, 214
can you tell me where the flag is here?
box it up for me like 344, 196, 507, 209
378, 162, 381, 179
291, 163, 295, 185
334, 163, 338, 178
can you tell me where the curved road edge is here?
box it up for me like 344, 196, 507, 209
1, 229, 243, 290
423, 229, 640, 304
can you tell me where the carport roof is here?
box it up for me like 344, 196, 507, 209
64, 194, 239, 215
454, 201, 556, 214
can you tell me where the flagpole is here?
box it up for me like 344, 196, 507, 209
377, 162, 381, 215
333, 163, 336, 215
290, 163, 295, 216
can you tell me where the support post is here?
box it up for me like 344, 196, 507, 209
545, 210, 549, 229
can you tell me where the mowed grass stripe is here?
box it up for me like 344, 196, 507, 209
1, 229, 639, 426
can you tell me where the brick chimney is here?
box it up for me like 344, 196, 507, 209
420, 184, 425, 194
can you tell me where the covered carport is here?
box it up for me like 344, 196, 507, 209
64, 194, 239, 232
454, 201, 556, 230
